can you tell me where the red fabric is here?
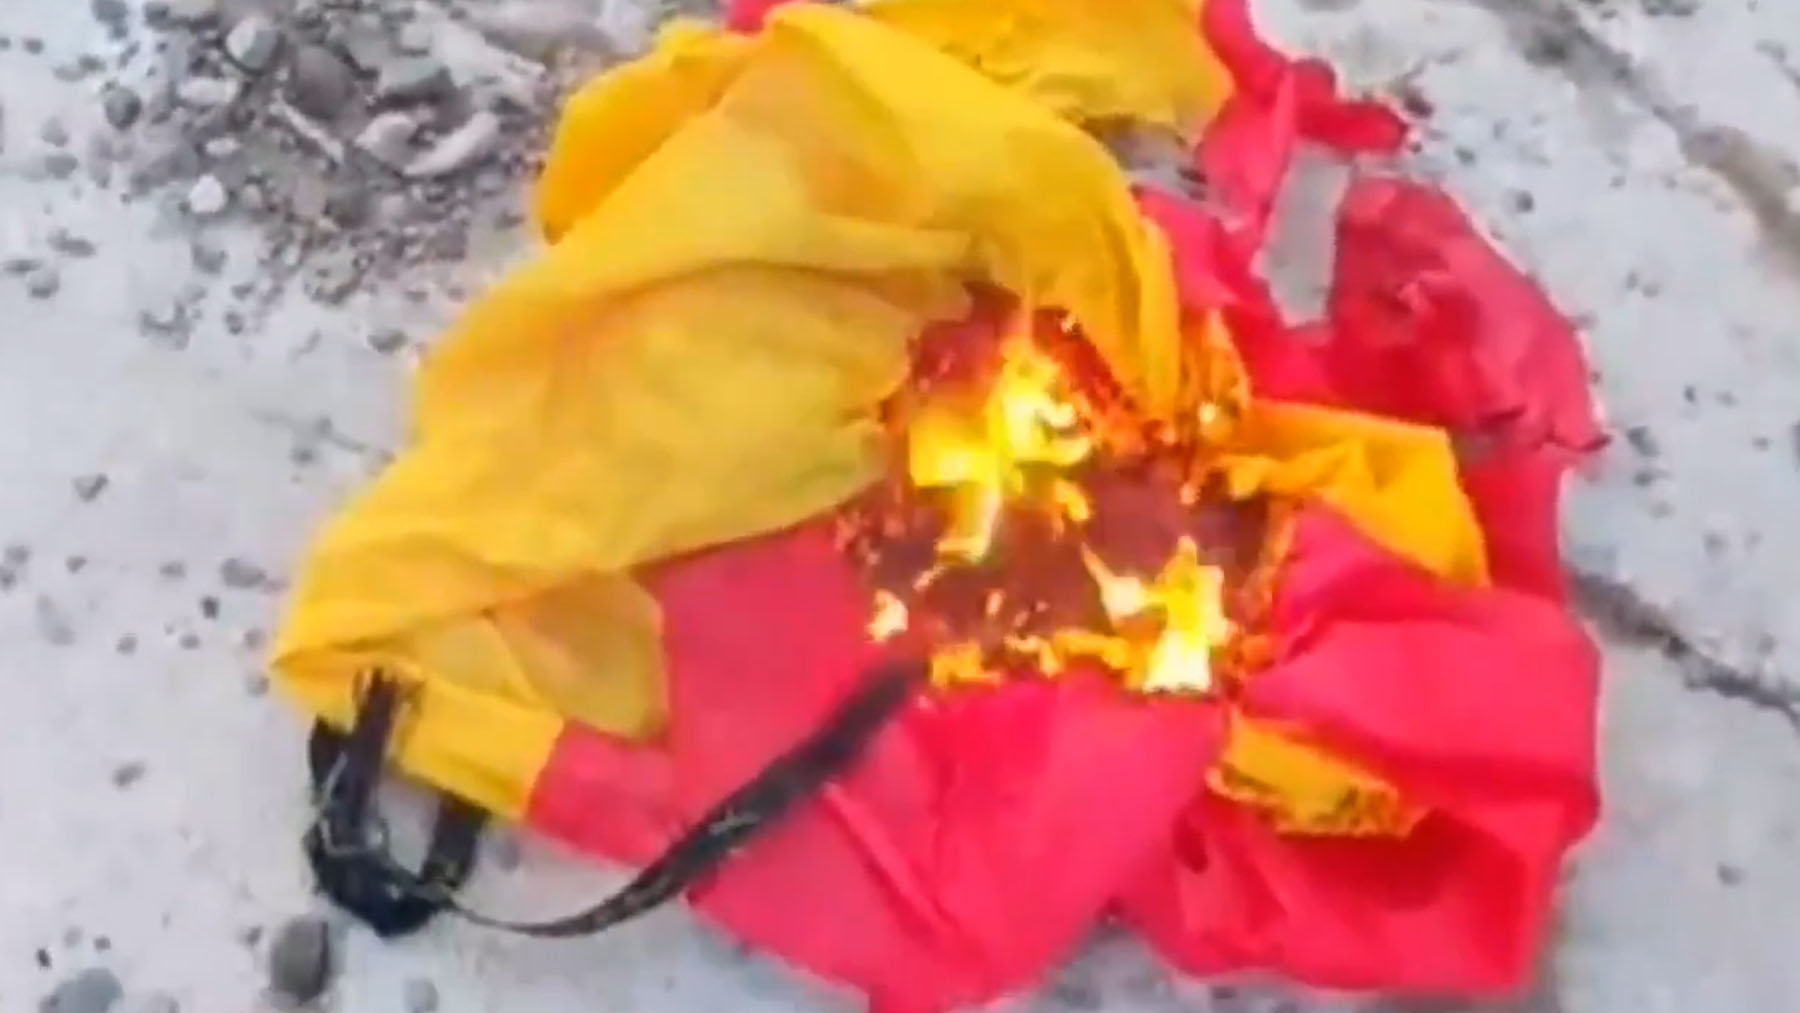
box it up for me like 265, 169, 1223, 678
1124, 511, 1597, 995
530, 524, 1224, 1013
522, 1, 1603, 1008
1197, 0, 1407, 254
724, 0, 804, 33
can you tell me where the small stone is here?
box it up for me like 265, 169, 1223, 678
189, 239, 226, 275
324, 184, 372, 228
368, 328, 408, 355
402, 979, 439, 1013
49, 230, 96, 258
128, 993, 179, 1013
1509, 189, 1536, 213
177, 631, 200, 650
284, 46, 355, 122
23, 37, 44, 54
38, 967, 123, 1013
1717, 862, 1745, 886
1624, 425, 1659, 457
115, 634, 138, 655
353, 112, 418, 168
72, 474, 109, 502
41, 153, 81, 180
225, 16, 283, 74
245, 673, 269, 696
158, 0, 220, 26
396, 24, 433, 56
175, 76, 239, 110
405, 112, 501, 178
199, 595, 220, 620
66, 556, 87, 573
26, 267, 62, 299
473, 1, 615, 63
111, 761, 146, 789
183, 175, 229, 217
226, 552, 272, 583
266, 916, 334, 1007
139, 300, 191, 349
101, 87, 142, 130
35, 593, 73, 651
40, 118, 70, 147
5, 256, 41, 275
375, 58, 454, 104
34, 596, 75, 646
90, 0, 130, 33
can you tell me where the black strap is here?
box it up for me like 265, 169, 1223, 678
304, 676, 488, 939
305, 662, 921, 939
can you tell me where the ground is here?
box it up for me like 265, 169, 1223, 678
3, 0, 1799, 1011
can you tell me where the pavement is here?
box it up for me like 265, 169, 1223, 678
4, 0, 1800, 1010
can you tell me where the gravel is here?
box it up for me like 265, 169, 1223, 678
38, 968, 124, 1013
265, 916, 334, 1007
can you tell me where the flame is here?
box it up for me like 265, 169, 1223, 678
868, 589, 909, 643
1081, 537, 1231, 693
878, 328, 1236, 695
908, 336, 1093, 561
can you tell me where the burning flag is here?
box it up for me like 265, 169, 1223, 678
271, 0, 1602, 1009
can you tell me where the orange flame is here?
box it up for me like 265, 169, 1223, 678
879, 328, 1234, 694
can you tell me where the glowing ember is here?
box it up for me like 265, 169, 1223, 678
907, 336, 1093, 562
856, 319, 1252, 696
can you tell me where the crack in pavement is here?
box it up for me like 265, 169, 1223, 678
1569, 567, 1800, 729
1461, 0, 1800, 280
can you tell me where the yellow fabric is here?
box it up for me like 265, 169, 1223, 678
1214, 400, 1490, 587
863, 0, 1231, 135
1211, 710, 1424, 837
272, 1, 1485, 825
272, 3, 1231, 813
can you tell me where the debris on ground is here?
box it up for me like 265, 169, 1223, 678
38, 967, 124, 1013
265, 915, 335, 1007
87, 0, 629, 320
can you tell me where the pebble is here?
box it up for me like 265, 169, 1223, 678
90, 0, 131, 35
405, 111, 501, 178
284, 46, 356, 123
473, 1, 615, 63
26, 266, 62, 299
50, 230, 97, 258
175, 76, 239, 109
403, 978, 440, 1013
41, 153, 81, 180
34, 595, 76, 646
127, 994, 180, 1013
111, 760, 147, 788
155, 0, 221, 27
353, 111, 418, 168
38, 967, 123, 1013
368, 328, 408, 354
225, 15, 283, 74
190, 239, 227, 275
266, 916, 334, 1007
376, 58, 454, 104
396, 24, 434, 57
72, 473, 109, 501
40, 117, 70, 147
183, 175, 229, 217
220, 556, 271, 590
